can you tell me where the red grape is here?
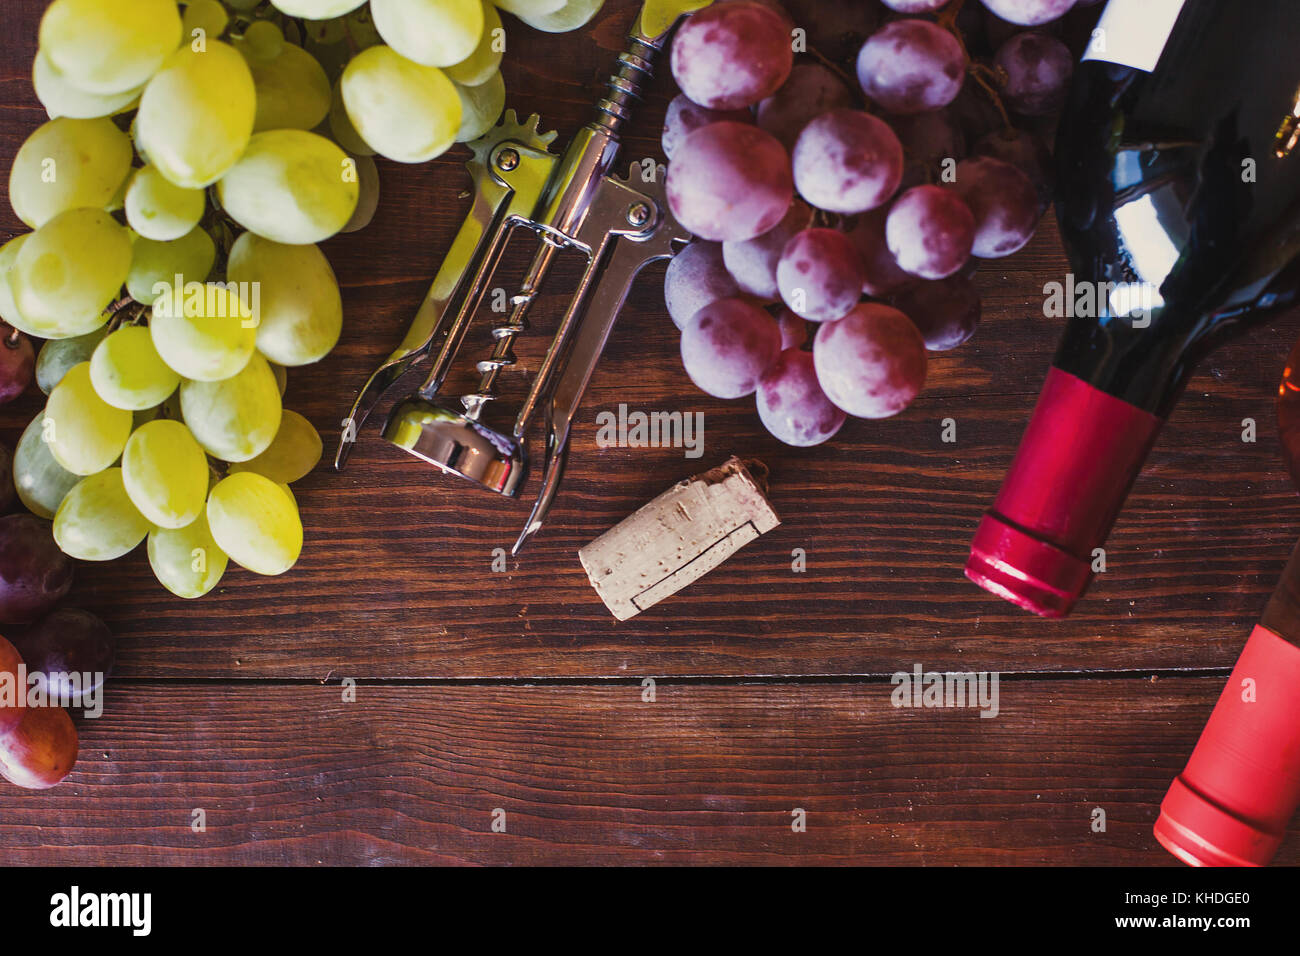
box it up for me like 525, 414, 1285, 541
0, 331, 34, 405
757, 348, 847, 447
0, 514, 74, 625
667, 122, 794, 242
848, 207, 917, 297
719, 0, 795, 32
776, 308, 809, 350
671, 1, 794, 110
892, 108, 967, 189
722, 200, 813, 301
777, 227, 866, 322
11, 608, 114, 703
973, 128, 1054, 212
0, 703, 77, 790
979, 0, 1075, 26
889, 274, 983, 351
782, 0, 881, 65
885, 185, 976, 279
664, 241, 746, 330
950, 82, 1007, 142
792, 109, 904, 215
857, 19, 967, 115
662, 94, 752, 161
813, 303, 928, 418
881, 0, 950, 11
681, 297, 782, 399
947, 156, 1040, 258
995, 31, 1073, 116
0, 635, 23, 737
757, 63, 855, 151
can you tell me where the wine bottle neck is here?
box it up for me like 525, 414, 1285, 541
1261, 537, 1300, 649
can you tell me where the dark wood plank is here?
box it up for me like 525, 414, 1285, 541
1, 0, 1297, 681
0, 678, 1293, 866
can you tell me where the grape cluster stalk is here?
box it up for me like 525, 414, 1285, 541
662, 0, 1096, 446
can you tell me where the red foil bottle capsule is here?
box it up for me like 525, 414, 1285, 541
1155, 623, 1300, 866
1155, 340, 1300, 866
965, 367, 1162, 618
968, 0, 1300, 616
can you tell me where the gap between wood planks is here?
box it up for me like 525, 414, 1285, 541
98, 666, 1234, 687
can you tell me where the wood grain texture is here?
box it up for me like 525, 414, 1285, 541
0, 0, 1297, 866
1, 0, 1298, 680
1, 679, 1294, 866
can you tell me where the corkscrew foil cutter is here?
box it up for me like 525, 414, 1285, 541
335, 1, 707, 554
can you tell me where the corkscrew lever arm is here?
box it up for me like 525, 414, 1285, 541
513, 179, 691, 555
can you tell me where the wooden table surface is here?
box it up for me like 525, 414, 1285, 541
2, 0, 1298, 866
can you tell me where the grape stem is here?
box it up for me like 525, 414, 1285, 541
968, 62, 1015, 132
806, 46, 863, 109
937, 0, 1017, 134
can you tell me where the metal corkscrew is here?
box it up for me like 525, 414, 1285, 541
335, 1, 699, 554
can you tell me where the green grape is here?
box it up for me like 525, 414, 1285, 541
54, 467, 153, 561
44, 362, 134, 475
228, 0, 266, 10
151, 281, 256, 381
180, 353, 283, 462
148, 511, 228, 598
13, 412, 80, 519
341, 154, 380, 233
513, 0, 605, 32
136, 42, 257, 188
39, 0, 182, 96
9, 117, 133, 228
207, 471, 303, 576
9, 208, 130, 339
36, 326, 109, 394
270, 0, 369, 18
216, 129, 359, 244
446, 1, 504, 87
0, 235, 31, 330
122, 419, 209, 528
125, 165, 206, 241
454, 70, 505, 142
106, 171, 131, 213
328, 81, 374, 155
126, 225, 216, 305
226, 233, 342, 366
493, 0, 566, 15
370, 0, 484, 68
341, 45, 461, 164
182, 0, 230, 42
229, 410, 323, 484
90, 325, 181, 410
241, 21, 286, 62
243, 41, 332, 132
33, 51, 143, 120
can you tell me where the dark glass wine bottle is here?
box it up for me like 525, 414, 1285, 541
1155, 340, 1300, 867
966, 0, 1300, 617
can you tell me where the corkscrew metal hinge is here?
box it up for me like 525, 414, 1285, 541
335, 2, 699, 554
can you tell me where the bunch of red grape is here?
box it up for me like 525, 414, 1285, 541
0, 323, 104, 790
662, 0, 1093, 446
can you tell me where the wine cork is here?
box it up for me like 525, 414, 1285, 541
579, 457, 780, 620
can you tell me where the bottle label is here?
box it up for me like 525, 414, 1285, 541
1082, 0, 1188, 73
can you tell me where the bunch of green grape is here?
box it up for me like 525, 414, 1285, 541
0, 0, 604, 598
